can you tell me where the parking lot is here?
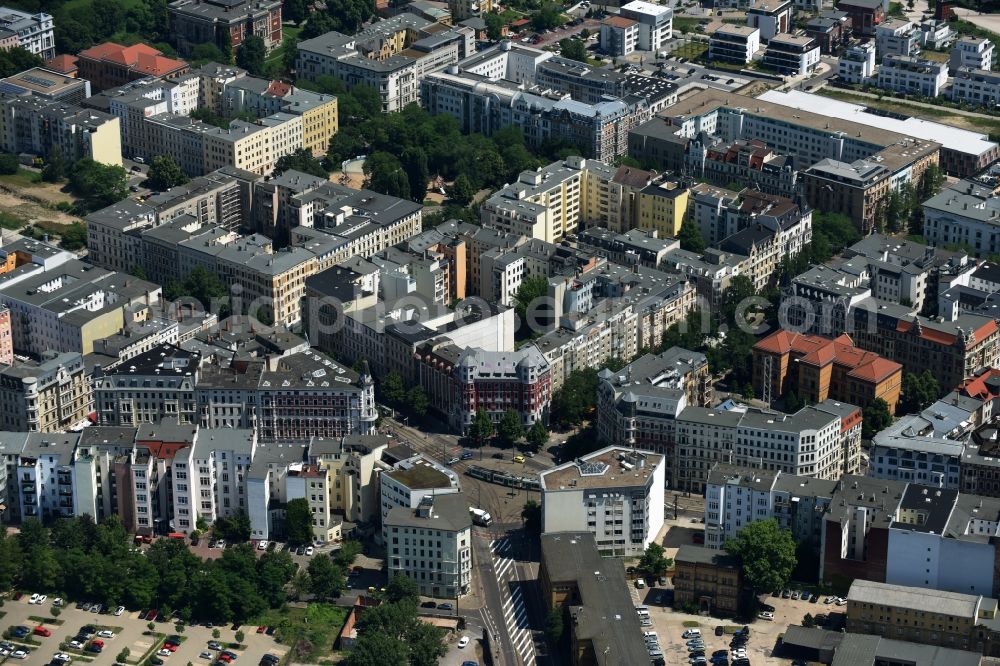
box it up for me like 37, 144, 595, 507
0, 596, 288, 666
637, 590, 843, 665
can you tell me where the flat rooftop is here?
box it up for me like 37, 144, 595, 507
759, 88, 996, 158
386, 461, 451, 489
540, 445, 662, 491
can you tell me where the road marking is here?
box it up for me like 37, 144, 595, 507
491, 538, 536, 666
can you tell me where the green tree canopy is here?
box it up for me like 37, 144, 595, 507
724, 518, 796, 593
550, 368, 598, 429
638, 543, 672, 577
284, 498, 313, 547
497, 409, 525, 447
862, 398, 894, 439
273, 148, 328, 178
42, 145, 67, 183
147, 155, 190, 192
525, 421, 549, 452
384, 574, 419, 605
901, 370, 940, 414
235, 34, 266, 75
0, 153, 18, 175
559, 38, 588, 62
522, 500, 541, 535
69, 159, 129, 211
307, 555, 345, 600
678, 217, 705, 253
469, 408, 494, 446
447, 172, 475, 205
364, 152, 410, 200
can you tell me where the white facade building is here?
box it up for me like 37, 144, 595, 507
869, 414, 964, 489
839, 41, 876, 83
379, 454, 460, 537
539, 446, 665, 556
385, 493, 473, 599
951, 36, 995, 72
950, 67, 1000, 109
0, 7, 54, 59
619, 0, 673, 52
877, 55, 949, 98
709, 25, 760, 65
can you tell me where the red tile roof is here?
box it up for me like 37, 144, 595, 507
604, 15, 638, 28
958, 367, 1000, 400
78, 42, 188, 77
45, 54, 78, 74
754, 329, 902, 383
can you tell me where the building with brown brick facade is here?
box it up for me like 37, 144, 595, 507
752, 330, 902, 412
168, 0, 282, 56
673, 544, 744, 616
76, 42, 190, 92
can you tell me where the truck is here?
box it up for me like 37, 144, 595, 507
469, 507, 493, 527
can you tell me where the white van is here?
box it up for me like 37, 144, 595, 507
682, 629, 701, 639
635, 578, 646, 589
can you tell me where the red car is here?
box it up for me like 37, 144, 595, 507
164, 644, 177, 653
33, 627, 51, 637
219, 654, 233, 663
147, 610, 158, 621
91, 640, 105, 649
256, 626, 265, 634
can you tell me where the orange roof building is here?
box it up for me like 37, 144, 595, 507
753, 329, 903, 413
76, 42, 190, 92
45, 54, 78, 77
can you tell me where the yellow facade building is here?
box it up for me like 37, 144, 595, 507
637, 179, 689, 237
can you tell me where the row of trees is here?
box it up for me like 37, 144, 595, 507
1, 516, 298, 623
467, 408, 550, 451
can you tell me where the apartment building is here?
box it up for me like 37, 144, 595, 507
196, 350, 378, 442
673, 545, 744, 615
600, 16, 638, 56
171, 428, 255, 533
952, 36, 995, 72
480, 157, 616, 243
746, 0, 792, 40
619, 0, 673, 52
878, 55, 949, 98
296, 13, 472, 113
869, 414, 964, 488
307, 434, 388, 525
762, 34, 821, 75
450, 346, 550, 433
846, 580, 1000, 654
951, 67, 1000, 109
806, 13, 850, 55
420, 42, 671, 162
847, 308, 1000, 396
168, 0, 282, 55
752, 330, 903, 411
385, 493, 472, 599
709, 25, 760, 64
875, 19, 919, 58
77, 42, 190, 92
704, 464, 837, 549
379, 453, 460, 529
0, 7, 54, 59
539, 446, 665, 557
539, 532, 652, 666
449, 0, 490, 21
924, 180, 1000, 254
0, 306, 10, 366
920, 18, 954, 49
0, 352, 92, 432
0, 260, 161, 357
839, 41, 876, 82
93, 344, 200, 427
245, 443, 308, 541
0, 94, 122, 167
837, 0, 885, 36
635, 179, 689, 237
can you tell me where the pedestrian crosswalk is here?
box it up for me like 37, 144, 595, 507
491, 538, 536, 666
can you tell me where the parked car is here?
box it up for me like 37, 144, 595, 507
52, 598, 62, 607
28, 594, 39, 604
757, 612, 774, 621
420, 601, 437, 609
150, 659, 163, 666
305, 547, 314, 556
256, 626, 266, 634
207, 642, 222, 651
158, 649, 172, 657
257, 540, 268, 550
69, 641, 84, 650
91, 604, 102, 614
85, 645, 102, 654
97, 630, 115, 639
438, 603, 454, 611
10, 650, 27, 659
446, 457, 460, 466
52, 653, 71, 663
11, 627, 29, 638
199, 652, 212, 660
457, 636, 470, 649
147, 610, 158, 621
460, 451, 474, 460
114, 607, 125, 616
34, 627, 51, 637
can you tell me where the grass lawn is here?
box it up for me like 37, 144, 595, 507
921, 50, 949, 62
682, 620, 701, 628
673, 16, 703, 34
256, 603, 348, 662
0, 168, 43, 188
672, 42, 707, 61
264, 25, 302, 77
